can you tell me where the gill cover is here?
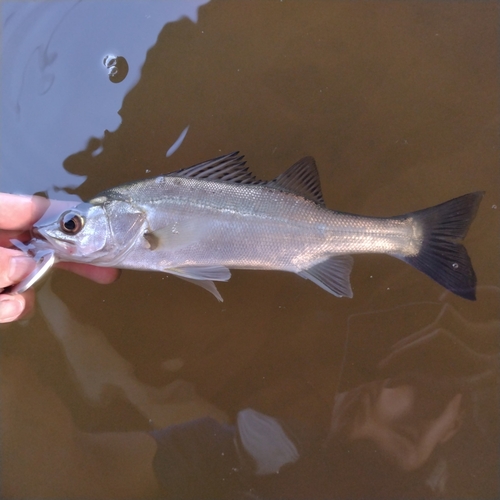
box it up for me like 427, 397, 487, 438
98, 200, 147, 264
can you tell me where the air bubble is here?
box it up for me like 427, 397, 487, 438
102, 54, 129, 83
103, 55, 117, 68
452, 263, 459, 269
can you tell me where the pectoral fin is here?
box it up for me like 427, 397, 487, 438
144, 218, 207, 251
298, 255, 353, 298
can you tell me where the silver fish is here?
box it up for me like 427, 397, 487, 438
29, 152, 483, 301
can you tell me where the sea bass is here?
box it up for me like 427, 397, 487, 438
30, 152, 483, 301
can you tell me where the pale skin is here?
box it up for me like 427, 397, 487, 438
0, 193, 464, 497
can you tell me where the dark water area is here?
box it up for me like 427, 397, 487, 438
1, 1, 499, 498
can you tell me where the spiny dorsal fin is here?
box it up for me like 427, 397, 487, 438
266, 157, 325, 205
168, 151, 261, 184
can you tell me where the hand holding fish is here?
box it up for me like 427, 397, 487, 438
0, 193, 119, 323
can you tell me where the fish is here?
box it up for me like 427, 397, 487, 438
28, 152, 483, 301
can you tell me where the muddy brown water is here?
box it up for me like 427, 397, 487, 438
1, 1, 498, 498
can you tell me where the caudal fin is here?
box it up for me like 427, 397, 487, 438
398, 192, 484, 300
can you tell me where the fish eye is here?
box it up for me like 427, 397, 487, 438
59, 212, 85, 234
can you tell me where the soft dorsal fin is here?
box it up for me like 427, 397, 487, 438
266, 157, 325, 205
168, 151, 261, 184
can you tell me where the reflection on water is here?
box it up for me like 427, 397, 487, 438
329, 286, 499, 497
37, 278, 228, 427
1, 0, 498, 498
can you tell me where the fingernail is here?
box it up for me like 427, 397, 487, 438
8, 256, 35, 282
0, 298, 23, 323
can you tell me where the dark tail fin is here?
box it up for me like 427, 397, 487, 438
398, 192, 484, 300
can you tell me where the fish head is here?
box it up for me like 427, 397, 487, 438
33, 200, 146, 265
33, 202, 109, 262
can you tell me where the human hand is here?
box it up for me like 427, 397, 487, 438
0, 193, 119, 323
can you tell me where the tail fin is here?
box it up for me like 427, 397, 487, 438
398, 192, 484, 300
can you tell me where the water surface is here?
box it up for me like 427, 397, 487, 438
1, 1, 498, 498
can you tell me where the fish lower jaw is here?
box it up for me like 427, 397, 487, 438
30, 236, 76, 258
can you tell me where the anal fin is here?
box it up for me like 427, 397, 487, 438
298, 255, 353, 298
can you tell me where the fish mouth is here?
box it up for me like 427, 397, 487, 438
32, 227, 77, 255
32, 227, 44, 239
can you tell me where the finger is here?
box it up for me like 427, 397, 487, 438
0, 230, 32, 248
0, 290, 34, 323
0, 194, 49, 230
55, 262, 120, 284
0, 248, 36, 289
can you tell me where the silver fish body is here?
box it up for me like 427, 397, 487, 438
31, 153, 483, 300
